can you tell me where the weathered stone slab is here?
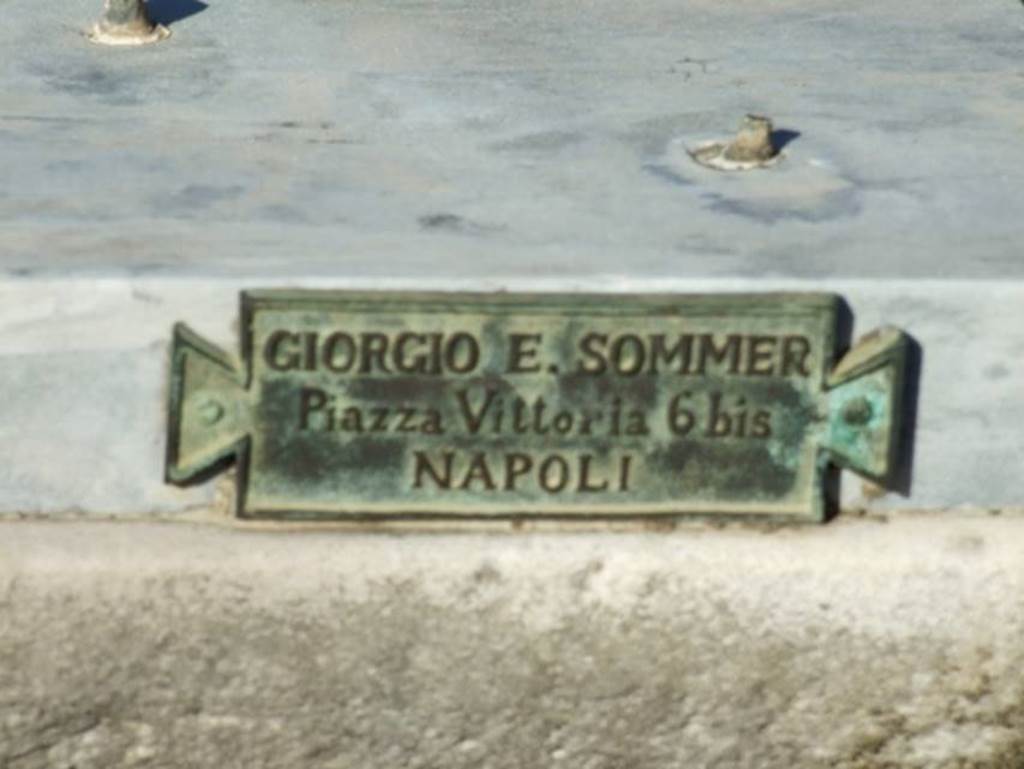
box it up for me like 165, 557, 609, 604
1, 514, 1022, 768
2, 277, 1019, 516
2, 0, 1024, 516
0, 4, 1021, 768
2, 1, 1023, 281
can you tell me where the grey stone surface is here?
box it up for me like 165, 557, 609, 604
1, 0, 1023, 279
2, 514, 1024, 768
2, 277, 1023, 515
1, 0, 1023, 514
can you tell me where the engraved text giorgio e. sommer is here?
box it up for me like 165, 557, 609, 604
261, 327, 814, 496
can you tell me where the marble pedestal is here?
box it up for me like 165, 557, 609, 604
1, 1, 1023, 766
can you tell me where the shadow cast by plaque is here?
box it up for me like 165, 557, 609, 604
889, 334, 922, 497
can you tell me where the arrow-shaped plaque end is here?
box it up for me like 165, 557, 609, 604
165, 323, 250, 487
822, 326, 910, 488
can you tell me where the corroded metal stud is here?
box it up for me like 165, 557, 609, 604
690, 115, 782, 171
89, 0, 170, 46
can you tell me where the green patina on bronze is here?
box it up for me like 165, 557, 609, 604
165, 291, 908, 522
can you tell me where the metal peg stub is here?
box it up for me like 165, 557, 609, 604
690, 115, 782, 171
89, 0, 170, 46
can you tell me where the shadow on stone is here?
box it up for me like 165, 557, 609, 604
147, 0, 209, 25
890, 333, 922, 497
771, 129, 801, 153
823, 298, 856, 522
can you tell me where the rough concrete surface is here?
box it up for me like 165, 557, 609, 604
2, 514, 1023, 768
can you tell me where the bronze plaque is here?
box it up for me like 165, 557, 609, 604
166, 291, 908, 522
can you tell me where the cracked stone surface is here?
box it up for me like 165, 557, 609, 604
1, 515, 1023, 768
